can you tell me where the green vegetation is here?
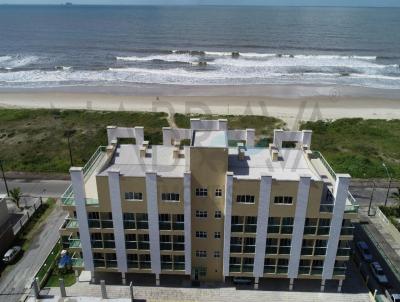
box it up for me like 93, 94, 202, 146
15, 198, 57, 251
379, 206, 400, 232
0, 109, 168, 173
36, 240, 62, 286
45, 271, 76, 287
9, 187, 22, 209
174, 113, 286, 146
301, 119, 400, 179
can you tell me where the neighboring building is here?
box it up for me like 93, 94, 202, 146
0, 194, 15, 256
59, 119, 358, 290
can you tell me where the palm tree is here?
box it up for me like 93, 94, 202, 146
391, 188, 400, 209
9, 187, 22, 210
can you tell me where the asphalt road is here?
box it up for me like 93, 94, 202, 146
0, 179, 70, 198
0, 201, 66, 302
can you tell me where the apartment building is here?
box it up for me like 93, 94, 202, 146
59, 118, 358, 290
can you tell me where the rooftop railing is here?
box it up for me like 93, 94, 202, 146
310, 151, 337, 181
345, 192, 359, 213
61, 146, 106, 206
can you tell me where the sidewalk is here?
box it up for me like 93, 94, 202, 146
41, 282, 371, 302
364, 213, 400, 284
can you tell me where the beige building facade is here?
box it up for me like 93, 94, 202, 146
60, 119, 358, 289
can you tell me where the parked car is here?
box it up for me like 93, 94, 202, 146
370, 261, 389, 285
233, 277, 252, 285
2, 246, 22, 264
390, 294, 400, 302
356, 241, 373, 262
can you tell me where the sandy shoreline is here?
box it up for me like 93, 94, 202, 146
0, 85, 400, 128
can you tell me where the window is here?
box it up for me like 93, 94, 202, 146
265, 238, 278, 254
214, 232, 221, 239
161, 255, 173, 270
196, 250, 207, 257
215, 188, 222, 197
125, 192, 143, 201
236, 195, 255, 204
195, 210, 208, 218
267, 217, 280, 233
125, 234, 137, 250
214, 210, 222, 218
195, 188, 208, 197
214, 251, 220, 258
161, 193, 180, 202
123, 213, 136, 229
127, 254, 138, 268
139, 254, 151, 269
243, 237, 256, 253
195, 231, 207, 238
274, 196, 293, 204
279, 238, 292, 254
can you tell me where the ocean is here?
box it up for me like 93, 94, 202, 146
0, 5, 400, 89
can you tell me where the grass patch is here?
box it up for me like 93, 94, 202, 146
36, 241, 62, 285
379, 206, 400, 232
15, 198, 57, 252
0, 109, 169, 173
301, 119, 400, 179
44, 270, 76, 287
174, 113, 286, 146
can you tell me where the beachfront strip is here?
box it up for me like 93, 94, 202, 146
59, 119, 358, 290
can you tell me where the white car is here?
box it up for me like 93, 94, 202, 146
390, 294, 400, 302
370, 262, 389, 285
2, 246, 22, 264
356, 241, 373, 262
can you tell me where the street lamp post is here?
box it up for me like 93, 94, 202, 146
368, 181, 375, 216
382, 163, 392, 207
0, 160, 10, 196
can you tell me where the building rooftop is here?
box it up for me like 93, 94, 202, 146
99, 144, 188, 177
192, 130, 228, 148
228, 147, 321, 181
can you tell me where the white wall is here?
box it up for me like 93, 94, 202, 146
108, 169, 128, 273
253, 175, 272, 278
184, 172, 192, 275
223, 172, 234, 277
70, 167, 94, 272
322, 174, 351, 280
145, 171, 161, 275
288, 176, 311, 278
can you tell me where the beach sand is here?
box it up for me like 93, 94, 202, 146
0, 85, 399, 129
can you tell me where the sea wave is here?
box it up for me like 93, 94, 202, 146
0, 55, 39, 69
0, 51, 399, 89
116, 53, 197, 64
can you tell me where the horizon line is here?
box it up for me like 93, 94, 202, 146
1, 3, 400, 7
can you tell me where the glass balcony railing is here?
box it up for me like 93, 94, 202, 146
337, 248, 351, 256
174, 263, 185, 270
333, 267, 347, 275
66, 219, 79, 228
298, 266, 311, 275
345, 192, 359, 213
264, 266, 275, 274
229, 265, 241, 272
69, 238, 81, 248
72, 257, 84, 267
61, 146, 106, 206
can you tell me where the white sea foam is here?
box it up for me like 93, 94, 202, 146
0, 55, 38, 69
116, 54, 197, 64
0, 52, 399, 89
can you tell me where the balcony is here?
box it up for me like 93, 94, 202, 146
333, 267, 347, 275
61, 146, 107, 207
72, 257, 84, 268
69, 238, 81, 249
345, 192, 359, 213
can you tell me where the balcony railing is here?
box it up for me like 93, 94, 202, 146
345, 192, 359, 213
61, 146, 106, 206
72, 257, 84, 267
69, 238, 81, 248
310, 151, 336, 181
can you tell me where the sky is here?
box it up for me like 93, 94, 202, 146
2, 0, 400, 6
